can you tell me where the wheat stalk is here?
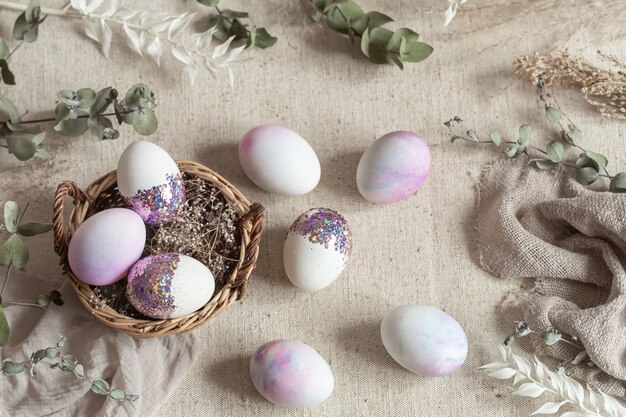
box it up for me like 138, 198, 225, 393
482, 346, 626, 417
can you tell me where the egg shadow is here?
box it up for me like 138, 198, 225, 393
252, 224, 294, 291
207, 354, 266, 405
337, 320, 397, 371
317, 150, 363, 204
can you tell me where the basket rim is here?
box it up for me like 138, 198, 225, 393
53, 160, 265, 338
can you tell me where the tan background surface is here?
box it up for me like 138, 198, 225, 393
1, 0, 624, 416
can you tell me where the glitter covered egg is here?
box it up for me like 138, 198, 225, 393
356, 131, 431, 204
68, 208, 146, 286
283, 208, 352, 291
250, 340, 334, 408
381, 305, 468, 377
117, 141, 186, 226
239, 125, 321, 196
126, 253, 215, 319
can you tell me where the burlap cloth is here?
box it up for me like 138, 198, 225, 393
477, 157, 626, 396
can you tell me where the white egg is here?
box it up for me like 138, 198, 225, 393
238, 125, 321, 195
283, 208, 352, 291
126, 253, 215, 319
117, 140, 186, 226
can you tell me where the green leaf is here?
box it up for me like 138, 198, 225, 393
2, 359, 25, 375
467, 130, 478, 142
31, 132, 45, 145
541, 329, 562, 346
4, 201, 20, 233
584, 151, 608, 170
566, 125, 582, 146
576, 167, 599, 186
0, 234, 29, 268
610, 172, 626, 192
363, 11, 393, 29
76, 88, 96, 109
400, 41, 432, 63
57, 90, 78, 107
91, 87, 116, 116
535, 160, 557, 171
109, 388, 125, 400
74, 363, 85, 377
504, 147, 518, 158
91, 378, 111, 395
17, 223, 52, 237
54, 118, 89, 137
132, 108, 158, 135
0, 308, 9, 347
13, 13, 30, 41
368, 27, 393, 48
6, 136, 37, 161
387, 28, 419, 51
326, 1, 364, 34
0, 93, 20, 125
125, 84, 152, 108
545, 107, 562, 123
489, 131, 501, 146
249, 27, 277, 49
125, 394, 140, 401
218, 9, 249, 19
197, 0, 220, 6
34, 148, 52, 160
0, 39, 9, 59
546, 141, 564, 163
45, 347, 59, 358
35, 294, 50, 307
518, 124, 533, 146
0, 60, 16, 85
25, 0, 40, 24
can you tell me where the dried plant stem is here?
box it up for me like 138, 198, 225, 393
0, 266, 12, 300
19, 111, 127, 125
1, 300, 45, 309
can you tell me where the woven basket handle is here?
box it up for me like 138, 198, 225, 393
233, 202, 266, 298
53, 181, 91, 257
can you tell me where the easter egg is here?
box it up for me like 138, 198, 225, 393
250, 340, 334, 407
117, 140, 186, 226
126, 253, 215, 319
68, 208, 146, 286
283, 208, 352, 291
356, 131, 431, 204
239, 125, 321, 195
381, 305, 468, 377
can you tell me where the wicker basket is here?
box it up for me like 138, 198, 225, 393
53, 161, 265, 338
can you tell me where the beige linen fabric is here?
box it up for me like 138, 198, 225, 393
477, 158, 626, 396
1, 1, 625, 416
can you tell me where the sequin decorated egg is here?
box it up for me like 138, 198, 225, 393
381, 305, 468, 377
283, 208, 352, 291
356, 131, 431, 204
126, 253, 215, 319
250, 340, 334, 408
68, 208, 146, 286
117, 141, 186, 226
239, 125, 321, 195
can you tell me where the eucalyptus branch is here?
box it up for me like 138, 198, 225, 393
1, 336, 139, 402
305, 0, 432, 69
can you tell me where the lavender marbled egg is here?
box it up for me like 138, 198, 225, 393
250, 340, 334, 408
356, 131, 431, 204
381, 305, 468, 377
68, 208, 146, 286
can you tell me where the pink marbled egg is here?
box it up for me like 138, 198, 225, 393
356, 131, 432, 204
68, 208, 146, 286
250, 340, 334, 407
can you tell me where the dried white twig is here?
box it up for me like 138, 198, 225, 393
444, 0, 468, 26
481, 346, 626, 417
0, 0, 245, 86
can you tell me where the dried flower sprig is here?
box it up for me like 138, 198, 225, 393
444, 0, 468, 26
305, 0, 433, 69
445, 76, 626, 193
0, 200, 60, 347
482, 344, 626, 416
514, 50, 626, 120
197, 0, 277, 50
0, 0, 246, 86
2, 336, 139, 401
0, 83, 157, 162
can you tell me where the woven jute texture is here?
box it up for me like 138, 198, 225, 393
477, 157, 626, 396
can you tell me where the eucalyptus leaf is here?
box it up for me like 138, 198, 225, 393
387, 28, 418, 51
610, 172, 626, 192
576, 167, 599, 186
91, 87, 116, 116
24, 0, 40, 24
535, 160, 557, 171
91, 378, 111, 395
0, 60, 16, 85
363, 11, 393, 28
12, 13, 30, 41
6, 136, 37, 161
197, 0, 220, 6
518, 124, 533, 146
467, 130, 478, 142
76, 88, 96, 109
0, 308, 9, 347
566, 125, 582, 146
0, 234, 29, 269
0, 93, 20, 125
132, 108, 158, 135
1, 359, 25, 375
34, 148, 52, 160
545, 107, 562, 123
249, 27, 277, 49
109, 388, 125, 400
45, 347, 59, 358
74, 363, 85, 377
17, 223, 52, 237
489, 131, 501, 146
31, 132, 45, 146
54, 118, 89, 137
4, 201, 20, 234
400, 41, 432, 63
218, 9, 249, 19
0, 39, 9, 60
584, 151, 608, 170
546, 141, 564, 163
541, 329, 562, 346
504, 147, 518, 158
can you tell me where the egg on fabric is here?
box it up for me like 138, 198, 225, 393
238, 125, 321, 196
117, 140, 186, 226
356, 131, 432, 204
250, 339, 334, 408
283, 208, 352, 291
380, 305, 468, 377
126, 253, 215, 319
68, 208, 146, 286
